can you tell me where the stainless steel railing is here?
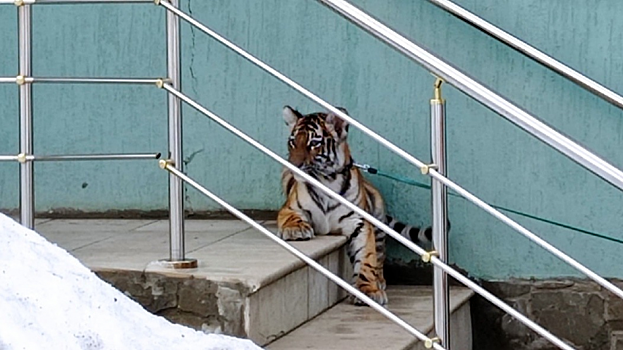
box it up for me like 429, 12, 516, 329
156, 2, 623, 349
427, 0, 623, 110
18, 1, 33, 228
158, 82, 570, 350
1, 1, 620, 349
158, 0, 623, 299
159, 161, 446, 350
316, 0, 623, 193
0, 0, 194, 268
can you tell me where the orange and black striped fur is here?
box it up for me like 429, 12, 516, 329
277, 106, 433, 305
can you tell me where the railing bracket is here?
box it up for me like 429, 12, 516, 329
420, 163, 438, 175
424, 336, 440, 349
155, 78, 172, 88
421, 250, 439, 263
159, 158, 175, 169
433, 77, 444, 102
16, 153, 28, 164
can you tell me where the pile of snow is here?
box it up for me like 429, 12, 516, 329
0, 214, 262, 350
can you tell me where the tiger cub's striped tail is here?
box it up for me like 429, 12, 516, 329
385, 215, 443, 245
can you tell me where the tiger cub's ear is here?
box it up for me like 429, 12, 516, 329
283, 106, 303, 131
326, 107, 350, 141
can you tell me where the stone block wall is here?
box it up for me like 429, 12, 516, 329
472, 279, 623, 350
95, 270, 250, 337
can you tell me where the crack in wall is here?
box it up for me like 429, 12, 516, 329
182, 148, 204, 214
186, 0, 199, 97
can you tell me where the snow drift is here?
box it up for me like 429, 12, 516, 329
0, 214, 261, 350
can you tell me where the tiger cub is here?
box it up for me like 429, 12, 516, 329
277, 106, 433, 305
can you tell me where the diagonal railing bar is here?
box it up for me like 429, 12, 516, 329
428, 166, 623, 300
160, 83, 575, 350
156, 1, 623, 302
157, 0, 426, 172
314, 0, 623, 193
161, 82, 424, 257
427, 0, 623, 110
160, 162, 446, 350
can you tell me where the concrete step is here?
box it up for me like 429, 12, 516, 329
35, 219, 351, 346
35, 219, 474, 349
267, 286, 474, 350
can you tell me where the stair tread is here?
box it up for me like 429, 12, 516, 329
36, 219, 346, 293
266, 286, 473, 350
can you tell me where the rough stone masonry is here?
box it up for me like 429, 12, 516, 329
472, 279, 623, 350
95, 270, 250, 338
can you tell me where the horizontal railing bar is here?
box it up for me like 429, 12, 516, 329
315, 0, 623, 193
160, 83, 573, 349
32, 77, 162, 84
0, 77, 163, 84
161, 163, 445, 349
0, 153, 160, 162
427, 167, 623, 300
32, 153, 161, 161
428, 0, 623, 110
0, 0, 153, 4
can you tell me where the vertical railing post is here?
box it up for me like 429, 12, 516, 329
165, 0, 195, 268
431, 78, 449, 348
18, 1, 34, 229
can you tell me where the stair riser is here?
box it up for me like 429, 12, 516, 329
246, 246, 352, 345
409, 302, 472, 350
96, 245, 352, 346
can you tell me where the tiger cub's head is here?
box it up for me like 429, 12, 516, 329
282, 105, 352, 178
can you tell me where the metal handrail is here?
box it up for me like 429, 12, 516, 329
0, 153, 161, 162
159, 161, 446, 350
157, 3, 623, 348
159, 83, 573, 350
158, 0, 623, 301
0, 77, 164, 84
315, 0, 623, 192
0, 0, 152, 3
427, 0, 623, 110
0, 0, 613, 348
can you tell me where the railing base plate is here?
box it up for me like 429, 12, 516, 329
159, 258, 198, 269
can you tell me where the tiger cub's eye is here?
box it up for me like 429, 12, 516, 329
309, 139, 322, 148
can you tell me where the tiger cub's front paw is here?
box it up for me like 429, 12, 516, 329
278, 221, 315, 241
351, 287, 388, 306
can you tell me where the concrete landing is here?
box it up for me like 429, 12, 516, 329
35, 219, 346, 292
267, 286, 474, 350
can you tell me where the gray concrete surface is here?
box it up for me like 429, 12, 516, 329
267, 286, 473, 350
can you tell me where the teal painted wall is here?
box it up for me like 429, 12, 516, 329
1, 1, 622, 280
